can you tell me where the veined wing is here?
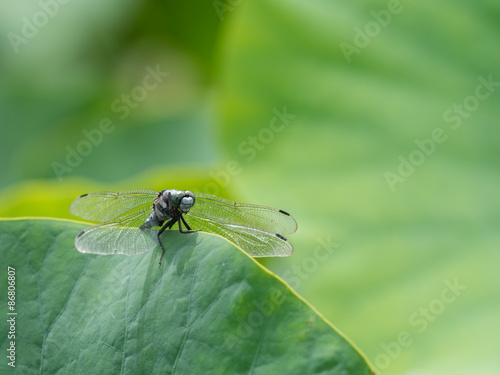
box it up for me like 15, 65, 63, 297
192, 193, 298, 235
70, 189, 158, 222
184, 210, 293, 257
75, 204, 158, 256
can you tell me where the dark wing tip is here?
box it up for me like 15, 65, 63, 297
275, 233, 288, 241
79, 193, 88, 198
77, 230, 85, 238
278, 209, 290, 216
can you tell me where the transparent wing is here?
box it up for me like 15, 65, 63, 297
70, 189, 158, 222
192, 193, 298, 235
184, 207, 294, 257
75, 204, 159, 256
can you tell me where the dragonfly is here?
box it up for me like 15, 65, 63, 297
69, 189, 298, 264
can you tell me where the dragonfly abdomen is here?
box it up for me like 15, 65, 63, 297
140, 212, 164, 230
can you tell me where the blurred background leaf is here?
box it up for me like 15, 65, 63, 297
1, 0, 499, 374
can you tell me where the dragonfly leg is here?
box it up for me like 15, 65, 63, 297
157, 218, 176, 265
179, 215, 200, 233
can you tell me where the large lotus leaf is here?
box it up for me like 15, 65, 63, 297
0, 219, 372, 374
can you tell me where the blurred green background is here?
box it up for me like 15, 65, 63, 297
1, 0, 499, 374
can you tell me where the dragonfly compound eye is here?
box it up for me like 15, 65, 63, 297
179, 191, 195, 213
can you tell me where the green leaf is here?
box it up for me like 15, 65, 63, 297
0, 219, 372, 374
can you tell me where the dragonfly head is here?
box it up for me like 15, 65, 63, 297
170, 190, 195, 213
